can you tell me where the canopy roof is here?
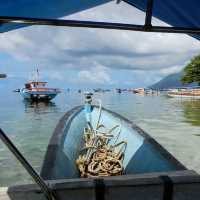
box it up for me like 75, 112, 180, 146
0, 0, 109, 32
0, 0, 199, 39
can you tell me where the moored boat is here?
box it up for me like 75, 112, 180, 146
132, 88, 146, 94
20, 70, 60, 101
167, 88, 200, 99
0, 73, 6, 78
20, 81, 60, 101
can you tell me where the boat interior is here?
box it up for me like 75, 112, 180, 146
41, 106, 185, 180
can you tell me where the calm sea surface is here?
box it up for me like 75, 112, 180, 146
1, 79, 200, 186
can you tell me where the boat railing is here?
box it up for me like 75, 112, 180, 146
30, 88, 61, 92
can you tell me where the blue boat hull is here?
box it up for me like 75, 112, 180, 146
20, 88, 58, 101
41, 106, 185, 180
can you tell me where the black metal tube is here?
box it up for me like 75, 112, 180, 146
0, 128, 56, 200
0, 16, 200, 34
145, 0, 154, 27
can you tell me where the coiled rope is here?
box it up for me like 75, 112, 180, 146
76, 104, 127, 178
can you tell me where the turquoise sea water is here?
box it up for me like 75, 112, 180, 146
1, 79, 200, 186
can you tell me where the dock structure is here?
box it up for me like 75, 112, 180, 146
1, 170, 200, 200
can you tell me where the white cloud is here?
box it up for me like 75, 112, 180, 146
44, 71, 65, 81
77, 64, 112, 84
0, 32, 33, 61
159, 65, 183, 76
0, 1, 199, 87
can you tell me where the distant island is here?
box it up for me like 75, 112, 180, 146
149, 71, 197, 90
0, 74, 7, 78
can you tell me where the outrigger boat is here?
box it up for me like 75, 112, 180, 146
1, 0, 200, 200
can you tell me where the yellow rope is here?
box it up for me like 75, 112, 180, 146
76, 125, 127, 178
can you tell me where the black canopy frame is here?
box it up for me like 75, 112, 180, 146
0, 0, 200, 35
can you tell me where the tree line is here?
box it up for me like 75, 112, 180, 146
181, 54, 200, 86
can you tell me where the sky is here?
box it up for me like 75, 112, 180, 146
0, 1, 200, 89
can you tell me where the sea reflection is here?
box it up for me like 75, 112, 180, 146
181, 100, 200, 126
23, 100, 59, 114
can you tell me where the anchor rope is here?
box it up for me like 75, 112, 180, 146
76, 104, 127, 178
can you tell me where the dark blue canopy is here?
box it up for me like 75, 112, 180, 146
0, 0, 200, 39
125, 0, 200, 39
0, 0, 110, 32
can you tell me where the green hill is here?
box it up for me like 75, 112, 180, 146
150, 71, 197, 89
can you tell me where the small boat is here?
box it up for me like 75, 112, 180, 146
20, 81, 60, 101
132, 88, 146, 94
116, 88, 122, 93
13, 88, 20, 92
0, 73, 6, 78
167, 88, 200, 99
41, 93, 185, 181
20, 70, 60, 101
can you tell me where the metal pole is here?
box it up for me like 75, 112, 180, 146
144, 0, 154, 28
0, 128, 56, 200
0, 16, 200, 35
